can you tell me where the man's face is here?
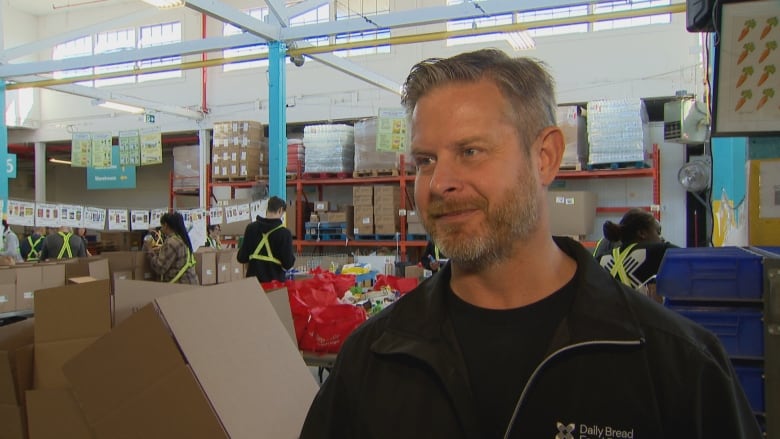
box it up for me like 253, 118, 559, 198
410, 79, 542, 271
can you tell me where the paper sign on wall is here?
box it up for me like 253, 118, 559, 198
150, 208, 167, 228
140, 128, 163, 165
35, 203, 60, 227
91, 132, 113, 168
59, 204, 84, 228
209, 206, 224, 225
119, 130, 141, 166
71, 132, 92, 167
83, 207, 106, 230
7, 200, 35, 227
108, 208, 129, 231
131, 210, 151, 231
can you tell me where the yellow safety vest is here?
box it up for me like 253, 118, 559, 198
57, 232, 74, 259
169, 236, 197, 283
609, 243, 638, 287
249, 224, 284, 266
207, 237, 221, 249
26, 235, 43, 261
434, 246, 441, 260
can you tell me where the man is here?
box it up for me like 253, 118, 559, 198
19, 227, 46, 261
0, 220, 23, 262
237, 196, 295, 282
40, 226, 87, 260
300, 49, 760, 438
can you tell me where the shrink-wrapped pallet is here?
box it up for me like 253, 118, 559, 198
303, 124, 354, 173
586, 99, 650, 166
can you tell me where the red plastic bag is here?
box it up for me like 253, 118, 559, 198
374, 274, 419, 295
298, 304, 367, 353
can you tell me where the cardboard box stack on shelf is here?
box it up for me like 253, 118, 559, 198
172, 145, 200, 190
373, 185, 400, 236
354, 118, 402, 174
556, 105, 589, 170
406, 209, 426, 238
303, 124, 354, 174
586, 99, 650, 166
212, 120, 268, 180
353, 186, 374, 236
546, 191, 598, 238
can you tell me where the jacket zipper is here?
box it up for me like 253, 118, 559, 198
502, 339, 643, 439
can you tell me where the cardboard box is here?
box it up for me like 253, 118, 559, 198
0, 319, 34, 406
39, 264, 66, 290
230, 258, 244, 282
194, 249, 217, 285
133, 251, 155, 282
63, 279, 319, 439
15, 266, 42, 312
556, 105, 589, 169
113, 279, 198, 326
33, 280, 111, 389
0, 269, 16, 314
314, 201, 330, 212
547, 191, 598, 236
216, 250, 236, 284
25, 389, 91, 439
64, 258, 109, 282
0, 404, 26, 439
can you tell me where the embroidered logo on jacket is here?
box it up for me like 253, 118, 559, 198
556, 422, 575, 439
557, 421, 636, 438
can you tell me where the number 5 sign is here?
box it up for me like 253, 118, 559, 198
6, 154, 16, 179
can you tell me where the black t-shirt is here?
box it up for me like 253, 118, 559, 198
446, 277, 576, 439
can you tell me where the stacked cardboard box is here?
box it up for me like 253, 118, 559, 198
353, 186, 374, 235
353, 118, 400, 172
373, 185, 400, 235
172, 145, 200, 189
556, 105, 589, 170
406, 209, 426, 236
287, 138, 305, 176
0, 318, 34, 439
212, 121, 268, 180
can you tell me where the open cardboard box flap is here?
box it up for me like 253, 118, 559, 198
64, 277, 319, 439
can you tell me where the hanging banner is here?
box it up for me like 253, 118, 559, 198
119, 130, 141, 166
7, 200, 35, 227
376, 108, 408, 152
225, 203, 250, 224
87, 145, 136, 190
35, 202, 60, 227
83, 207, 107, 230
208, 206, 224, 225
71, 132, 92, 167
58, 204, 84, 228
140, 127, 163, 165
91, 132, 113, 168
150, 208, 167, 228
182, 208, 207, 249
130, 209, 150, 231
250, 199, 268, 220
108, 208, 129, 231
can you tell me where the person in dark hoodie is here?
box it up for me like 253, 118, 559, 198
237, 196, 295, 282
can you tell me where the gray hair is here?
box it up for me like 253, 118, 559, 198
401, 48, 557, 151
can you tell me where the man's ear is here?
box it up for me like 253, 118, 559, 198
535, 126, 565, 186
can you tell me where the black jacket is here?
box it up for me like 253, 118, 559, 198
300, 237, 761, 439
237, 217, 295, 282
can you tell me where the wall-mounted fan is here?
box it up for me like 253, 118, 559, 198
678, 156, 712, 193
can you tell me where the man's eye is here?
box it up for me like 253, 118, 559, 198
463, 148, 478, 157
414, 156, 435, 167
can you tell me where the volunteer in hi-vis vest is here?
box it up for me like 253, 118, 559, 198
205, 224, 222, 249
237, 196, 296, 283
20, 227, 46, 262
39, 226, 87, 261
597, 208, 677, 303
145, 211, 199, 284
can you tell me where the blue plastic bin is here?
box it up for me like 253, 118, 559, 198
733, 364, 765, 413
657, 247, 764, 300
670, 306, 764, 358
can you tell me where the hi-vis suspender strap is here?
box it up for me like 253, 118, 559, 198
57, 232, 73, 259
151, 230, 164, 247
249, 224, 284, 265
609, 243, 638, 286
207, 237, 221, 249
592, 238, 604, 257
27, 236, 42, 261
169, 236, 196, 283
434, 246, 441, 260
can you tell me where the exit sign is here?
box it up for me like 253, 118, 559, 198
145, 113, 155, 124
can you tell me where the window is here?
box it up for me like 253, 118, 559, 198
138, 22, 182, 82
290, 3, 330, 49
333, 0, 390, 57
223, 8, 270, 72
52, 21, 181, 86
518, 5, 588, 37
593, 0, 671, 31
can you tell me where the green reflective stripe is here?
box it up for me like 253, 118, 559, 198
434, 246, 440, 260
57, 232, 73, 259
249, 224, 284, 266
592, 238, 604, 257
170, 239, 196, 283
26, 236, 42, 261
207, 237, 221, 249
609, 243, 638, 286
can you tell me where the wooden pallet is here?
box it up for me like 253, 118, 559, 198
587, 161, 649, 171
302, 172, 351, 179
212, 175, 265, 182
353, 168, 399, 178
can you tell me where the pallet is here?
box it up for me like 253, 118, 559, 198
302, 172, 351, 179
586, 161, 649, 171
212, 175, 264, 182
406, 234, 428, 241
353, 168, 399, 178
304, 234, 350, 241
558, 163, 583, 171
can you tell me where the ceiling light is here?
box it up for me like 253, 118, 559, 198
93, 99, 145, 114
140, 0, 185, 8
505, 31, 535, 51
49, 158, 72, 165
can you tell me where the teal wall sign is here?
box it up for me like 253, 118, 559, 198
87, 145, 136, 189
